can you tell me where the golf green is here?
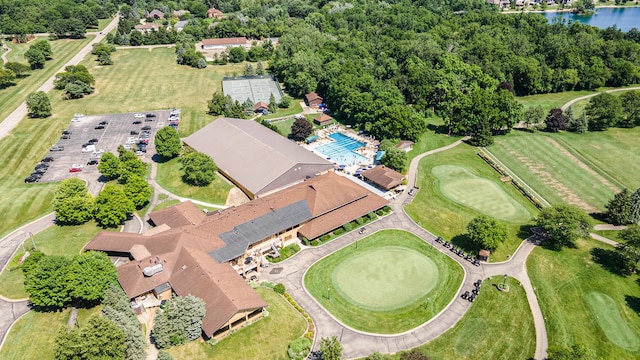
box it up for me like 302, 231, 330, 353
432, 165, 530, 223
333, 246, 438, 311
585, 292, 639, 352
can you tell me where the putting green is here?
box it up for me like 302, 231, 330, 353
432, 165, 530, 223
585, 292, 640, 352
332, 246, 438, 311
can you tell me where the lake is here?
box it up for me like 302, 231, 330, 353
542, 7, 640, 31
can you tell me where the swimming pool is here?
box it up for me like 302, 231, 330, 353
315, 132, 367, 166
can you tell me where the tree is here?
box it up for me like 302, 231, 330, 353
26, 91, 51, 118
123, 175, 152, 209
94, 184, 135, 228
152, 295, 206, 349
0, 68, 16, 87
102, 284, 147, 360
64, 80, 94, 99
466, 216, 508, 251
67, 251, 118, 305
290, 118, 313, 141
32, 40, 53, 60
606, 188, 634, 225
617, 224, 640, 272
268, 93, 278, 113
155, 126, 182, 159
54, 193, 95, 225
400, 350, 431, 360
544, 108, 567, 132
567, 113, 588, 134
621, 90, 640, 127
256, 61, 265, 75
53, 180, 91, 206
279, 95, 292, 108
631, 188, 640, 224
244, 63, 255, 76
180, 152, 217, 186
381, 148, 408, 172
208, 91, 228, 115
547, 344, 596, 360
365, 353, 393, 360
98, 152, 122, 180
24, 48, 46, 69
97, 52, 113, 65
535, 205, 591, 248
288, 338, 312, 360
228, 46, 246, 63
320, 336, 342, 360
25, 255, 72, 308
585, 93, 623, 131
55, 315, 125, 360
4, 62, 30, 76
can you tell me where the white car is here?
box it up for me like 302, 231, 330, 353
71, 163, 84, 169
82, 145, 96, 152
71, 117, 81, 122
122, 144, 132, 150
134, 113, 145, 118
74, 113, 84, 118
92, 149, 104, 155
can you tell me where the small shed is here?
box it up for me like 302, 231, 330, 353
314, 114, 333, 126
395, 140, 415, 152
361, 165, 405, 191
207, 8, 224, 18
253, 101, 269, 113
478, 249, 490, 262
305, 92, 323, 107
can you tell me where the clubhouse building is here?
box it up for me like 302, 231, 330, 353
86, 171, 388, 339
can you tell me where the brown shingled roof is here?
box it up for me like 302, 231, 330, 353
149, 201, 207, 228
361, 166, 405, 190
202, 37, 247, 46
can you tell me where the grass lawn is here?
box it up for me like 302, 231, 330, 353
406, 117, 461, 163
516, 90, 596, 112
386, 277, 535, 360
0, 221, 107, 299
0, 305, 102, 360
167, 287, 307, 360
405, 144, 538, 262
488, 131, 619, 213
304, 230, 463, 334
261, 100, 303, 120
527, 238, 640, 358
0, 36, 94, 123
152, 199, 181, 212
156, 157, 233, 205
270, 117, 296, 136
46, 47, 245, 137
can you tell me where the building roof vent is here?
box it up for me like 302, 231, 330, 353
142, 263, 163, 277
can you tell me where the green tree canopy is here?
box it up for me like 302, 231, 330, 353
26, 91, 51, 118
24, 47, 46, 69
0, 68, 16, 87
617, 224, 640, 272
55, 315, 125, 360
123, 175, 152, 209
102, 284, 147, 360
155, 126, 182, 159
585, 93, 623, 131
535, 205, 591, 248
180, 151, 217, 186
606, 188, 634, 225
4, 62, 31, 76
94, 184, 135, 228
32, 40, 53, 59
381, 148, 408, 172
53, 179, 94, 225
98, 152, 122, 180
466, 215, 508, 251
25, 255, 72, 309
152, 295, 206, 349
67, 251, 118, 305
320, 336, 343, 360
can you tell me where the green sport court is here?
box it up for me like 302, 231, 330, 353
304, 230, 463, 334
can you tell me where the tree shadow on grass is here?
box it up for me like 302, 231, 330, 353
589, 212, 608, 223
450, 234, 480, 254
426, 123, 448, 135
625, 295, 640, 315
590, 247, 629, 276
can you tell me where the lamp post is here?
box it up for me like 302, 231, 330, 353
29, 232, 36, 250
327, 286, 331, 300
502, 274, 507, 289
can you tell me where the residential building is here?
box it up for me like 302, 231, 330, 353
201, 37, 248, 50
146, 9, 164, 19
134, 23, 159, 34
305, 92, 323, 107
207, 8, 224, 19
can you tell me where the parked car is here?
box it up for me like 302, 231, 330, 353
32, 169, 46, 175
130, 130, 139, 135
138, 139, 149, 145
69, 164, 84, 172
87, 159, 99, 165
146, 113, 156, 118
82, 145, 96, 152
141, 125, 151, 130
135, 151, 144, 156
74, 113, 84, 118
144, 117, 154, 122
41, 156, 54, 162
94, 125, 105, 130
88, 138, 98, 144
60, 134, 71, 139
62, 130, 72, 135
71, 117, 81, 122
35, 163, 49, 170
122, 144, 132, 150
50, 145, 64, 151
134, 113, 145, 118
24, 176, 39, 183
132, 120, 142, 125
30, 172, 44, 178
99, 121, 108, 125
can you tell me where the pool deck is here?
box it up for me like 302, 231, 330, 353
303, 125, 379, 172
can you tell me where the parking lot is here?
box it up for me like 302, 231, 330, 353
32, 110, 174, 184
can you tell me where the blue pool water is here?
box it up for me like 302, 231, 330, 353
315, 132, 367, 166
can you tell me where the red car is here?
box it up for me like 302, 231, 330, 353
69, 164, 84, 172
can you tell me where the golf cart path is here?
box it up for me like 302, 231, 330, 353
561, 86, 640, 111
264, 137, 548, 360
1, 41, 11, 64
0, 16, 119, 141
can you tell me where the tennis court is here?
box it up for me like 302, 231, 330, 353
222, 75, 283, 104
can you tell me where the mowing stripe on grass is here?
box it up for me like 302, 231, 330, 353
432, 165, 531, 223
332, 246, 438, 311
585, 292, 639, 352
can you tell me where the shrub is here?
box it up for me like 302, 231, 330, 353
320, 234, 331, 242
382, 206, 391, 213
350, 221, 359, 228
301, 236, 310, 245
376, 209, 384, 216
288, 337, 312, 360
333, 228, 345, 236
356, 217, 365, 225
368, 212, 377, 221
342, 222, 353, 232
274, 283, 285, 295
312, 240, 321, 246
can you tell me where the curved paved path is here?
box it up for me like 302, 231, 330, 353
263, 137, 548, 360
0, 16, 119, 140
561, 86, 640, 111
1, 41, 11, 64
